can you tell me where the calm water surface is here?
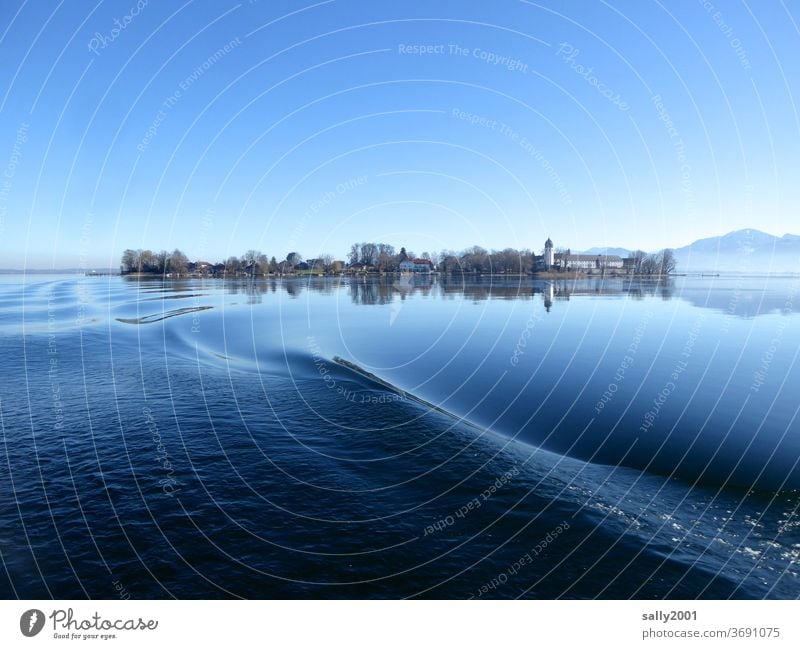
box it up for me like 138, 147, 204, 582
0, 274, 798, 598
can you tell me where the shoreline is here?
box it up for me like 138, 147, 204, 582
115, 270, 676, 280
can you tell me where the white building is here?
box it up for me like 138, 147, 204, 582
399, 258, 433, 273
554, 252, 623, 270
537, 239, 623, 272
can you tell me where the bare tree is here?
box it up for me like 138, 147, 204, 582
244, 249, 260, 265
256, 253, 269, 276
169, 249, 188, 275
348, 243, 360, 266
121, 249, 138, 273
225, 256, 240, 274
465, 246, 488, 273
660, 248, 676, 275
155, 250, 169, 274
360, 243, 378, 267
319, 254, 334, 272
630, 250, 647, 274
640, 253, 660, 276
438, 252, 460, 274
138, 250, 156, 273
376, 244, 395, 271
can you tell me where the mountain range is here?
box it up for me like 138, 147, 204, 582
583, 229, 800, 273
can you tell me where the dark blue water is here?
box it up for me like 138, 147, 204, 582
1, 274, 799, 598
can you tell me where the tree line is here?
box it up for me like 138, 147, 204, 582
121, 243, 676, 276
626, 249, 676, 276
347, 243, 433, 271
438, 246, 537, 274
121, 248, 190, 274
120, 248, 341, 276
121, 243, 428, 276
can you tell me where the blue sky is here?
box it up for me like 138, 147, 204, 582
0, 0, 798, 268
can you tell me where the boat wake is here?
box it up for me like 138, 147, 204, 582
116, 305, 213, 324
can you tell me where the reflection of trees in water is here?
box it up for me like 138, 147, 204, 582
440, 275, 530, 301
128, 275, 676, 308
244, 282, 264, 304
351, 276, 436, 305
623, 278, 673, 301
348, 279, 395, 305
340, 276, 676, 306
283, 282, 303, 299
299, 276, 678, 308
222, 279, 272, 303
130, 274, 800, 317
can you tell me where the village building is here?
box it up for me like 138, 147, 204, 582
536, 239, 624, 272
553, 252, 624, 271
399, 258, 434, 273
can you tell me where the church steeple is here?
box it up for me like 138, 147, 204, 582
544, 238, 554, 269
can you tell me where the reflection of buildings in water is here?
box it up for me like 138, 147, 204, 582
438, 276, 676, 307
343, 276, 676, 306
217, 275, 799, 319
349, 275, 436, 305
543, 282, 554, 312
142, 274, 800, 318
397, 274, 433, 291
543, 278, 675, 308
393, 274, 433, 303
124, 274, 676, 308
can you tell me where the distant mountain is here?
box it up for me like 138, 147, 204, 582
673, 229, 800, 273
581, 229, 800, 273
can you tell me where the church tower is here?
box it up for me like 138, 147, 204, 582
544, 238, 554, 270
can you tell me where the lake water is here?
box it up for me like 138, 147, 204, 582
1, 273, 799, 598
